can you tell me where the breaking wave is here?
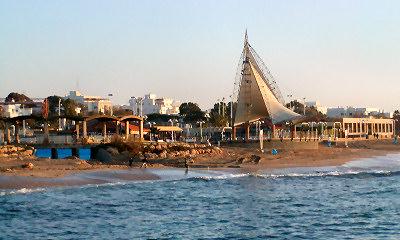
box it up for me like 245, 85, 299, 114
0, 187, 46, 196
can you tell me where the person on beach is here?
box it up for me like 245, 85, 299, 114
141, 156, 148, 168
206, 138, 211, 146
185, 159, 189, 169
129, 157, 134, 167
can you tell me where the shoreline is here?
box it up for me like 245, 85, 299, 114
1, 139, 399, 190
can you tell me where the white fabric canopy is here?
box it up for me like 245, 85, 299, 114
234, 44, 301, 126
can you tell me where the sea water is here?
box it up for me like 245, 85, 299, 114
1, 154, 400, 239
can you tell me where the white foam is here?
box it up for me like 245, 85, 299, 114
197, 173, 250, 180
0, 187, 46, 196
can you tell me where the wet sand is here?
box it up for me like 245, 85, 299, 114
1, 139, 399, 189
0, 169, 160, 190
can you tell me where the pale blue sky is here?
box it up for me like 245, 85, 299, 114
1, 0, 399, 111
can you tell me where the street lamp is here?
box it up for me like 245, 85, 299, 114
229, 95, 234, 127
221, 97, 225, 117
58, 98, 62, 131
197, 121, 205, 143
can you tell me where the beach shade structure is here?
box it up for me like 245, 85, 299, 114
232, 31, 302, 140
155, 126, 183, 142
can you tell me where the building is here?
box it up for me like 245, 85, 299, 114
327, 106, 392, 119
65, 91, 112, 114
341, 117, 394, 138
305, 101, 327, 114
1, 104, 33, 118
129, 93, 180, 116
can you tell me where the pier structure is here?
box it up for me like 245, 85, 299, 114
0, 114, 144, 145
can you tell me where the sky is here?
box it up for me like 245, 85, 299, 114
0, 0, 399, 111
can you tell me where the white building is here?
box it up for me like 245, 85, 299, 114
65, 91, 112, 114
129, 93, 180, 116
1, 104, 33, 118
327, 106, 392, 118
305, 101, 327, 114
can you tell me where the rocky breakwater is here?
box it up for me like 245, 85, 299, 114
0, 145, 34, 158
140, 143, 223, 165
93, 141, 224, 168
0, 145, 36, 173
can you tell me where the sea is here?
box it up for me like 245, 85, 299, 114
1, 154, 400, 239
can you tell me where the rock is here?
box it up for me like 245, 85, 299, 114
250, 155, 261, 164
237, 157, 245, 164
155, 144, 163, 151
10, 146, 18, 152
106, 147, 119, 156
144, 153, 158, 159
76, 160, 91, 166
22, 162, 34, 169
212, 147, 222, 154
121, 151, 131, 157
166, 153, 175, 159
174, 151, 181, 157
190, 149, 198, 155
95, 148, 112, 163
6, 168, 12, 172
158, 150, 167, 159
24, 150, 34, 156
20, 150, 33, 156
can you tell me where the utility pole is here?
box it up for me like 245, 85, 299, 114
303, 97, 306, 116
230, 95, 233, 127
58, 98, 61, 131
108, 93, 113, 116
222, 97, 225, 117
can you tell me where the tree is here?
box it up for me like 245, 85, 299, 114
208, 112, 228, 127
5, 92, 32, 103
208, 101, 229, 127
46, 96, 81, 117
179, 102, 205, 123
286, 100, 327, 122
394, 110, 400, 135
146, 113, 179, 123
63, 98, 81, 116
207, 100, 238, 127
112, 106, 133, 117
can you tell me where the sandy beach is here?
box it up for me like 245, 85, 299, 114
0, 139, 399, 189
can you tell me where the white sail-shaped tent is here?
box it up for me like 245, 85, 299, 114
234, 33, 301, 126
